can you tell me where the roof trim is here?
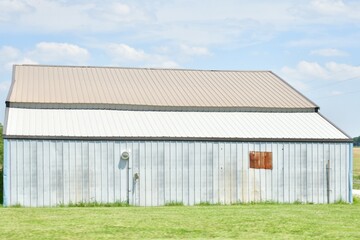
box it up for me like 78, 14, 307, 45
7, 102, 317, 112
3, 135, 353, 143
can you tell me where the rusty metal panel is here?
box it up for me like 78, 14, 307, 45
249, 151, 272, 169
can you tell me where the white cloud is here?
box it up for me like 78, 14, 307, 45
310, 48, 348, 57
0, 46, 37, 70
0, 0, 33, 22
310, 0, 347, 15
292, 0, 360, 24
105, 43, 180, 68
28, 42, 90, 65
0, 0, 153, 32
0, 42, 89, 70
281, 61, 360, 84
106, 44, 147, 62
180, 44, 211, 56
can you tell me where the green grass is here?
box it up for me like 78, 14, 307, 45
354, 147, 360, 189
0, 202, 360, 239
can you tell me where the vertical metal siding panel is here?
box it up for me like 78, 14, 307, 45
163, 142, 170, 205
330, 143, 336, 202
283, 143, 289, 203
30, 141, 38, 207
243, 143, 250, 203
132, 142, 140, 205
236, 143, 242, 203
248, 143, 254, 202
344, 143, 348, 202
100, 142, 108, 202
138, 142, 146, 206
335, 143, 342, 202
63, 141, 70, 205
229, 143, 237, 203
212, 143, 219, 204
305, 143, 312, 203
301, 143, 308, 202
288, 143, 295, 203
3, 140, 10, 206
176, 142, 183, 203
218, 143, 225, 203
88, 142, 95, 202
151, 142, 158, 206
194, 142, 201, 204
82, 142, 90, 202
188, 142, 195, 205
207, 142, 214, 203
9, 140, 16, 205
106, 142, 114, 203
36, 141, 44, 206
294, 143, 300, 202
145, 142, 152, 206
126, 142, 133, 205
312, 143, 319, 203
318, 143, 325, 203
258, 144, 265, 201
22, 141, 30, 206
17, 140, 23, 206
75, 142, 83, 203
94, 142, 101, 202
49, 142, 57, 206
322, 143, 328, 203
42, 141, 50, 206
120, 142, 129, 203
277, 143, 284, 203
113, 142, 120, 202
224, 143, 231, 204
173, 142, 183, 202
265, 143, 272, 201
157, 142, 165, 206
271, 143, 278, 202
56, 141, 64, 205
200, 142, 207, 202
183, 142, 190, 205
253, 143, 261, 202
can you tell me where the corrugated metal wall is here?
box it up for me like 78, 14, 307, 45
4, 140, 351, 206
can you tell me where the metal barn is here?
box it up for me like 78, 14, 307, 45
3, 65, 353, 206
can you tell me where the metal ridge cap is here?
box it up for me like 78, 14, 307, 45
6, 102, 317, 112
3, 135, 353, 143
14, 63, 272, 73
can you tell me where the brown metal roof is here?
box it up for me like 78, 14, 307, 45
7, 65, 317, 111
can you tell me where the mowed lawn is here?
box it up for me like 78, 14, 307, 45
1, 203, 360, 239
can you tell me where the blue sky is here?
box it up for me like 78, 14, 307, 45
0, 0, 359, 137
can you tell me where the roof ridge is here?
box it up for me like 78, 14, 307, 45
14, 64, 272, 73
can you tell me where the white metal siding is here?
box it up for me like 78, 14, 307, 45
5, 140, 351, 206
4, 108, 349, 140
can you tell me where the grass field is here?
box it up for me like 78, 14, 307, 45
354, 147, 360, 189
0, 203, 359, 239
